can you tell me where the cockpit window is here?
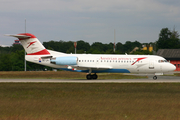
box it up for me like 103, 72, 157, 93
158, 60, 168, 63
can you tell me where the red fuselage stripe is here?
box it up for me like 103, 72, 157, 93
132, 57, 147, 65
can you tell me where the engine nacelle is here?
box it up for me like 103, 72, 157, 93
50, 56, 77, 65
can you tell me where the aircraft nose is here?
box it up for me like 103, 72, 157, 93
169, 64, 176, 71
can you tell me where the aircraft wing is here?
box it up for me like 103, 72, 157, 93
73, 65, 112, 70
79, 66, 112, 69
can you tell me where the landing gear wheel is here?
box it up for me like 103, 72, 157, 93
86, 74, 92, 80
153, 76, 157, 80
86, 74, 98, 80
92, 74, 98, 79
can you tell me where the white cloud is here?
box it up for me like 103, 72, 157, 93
1, 0, 180, 45
0, 0, 173, 11
1, 0, 180, 17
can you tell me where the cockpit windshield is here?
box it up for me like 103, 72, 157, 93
158, 60, 168, 63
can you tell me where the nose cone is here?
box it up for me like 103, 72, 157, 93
169, 64, 176, 71
161, 63, 176, 72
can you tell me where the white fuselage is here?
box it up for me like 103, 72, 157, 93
25, 50, 176, 74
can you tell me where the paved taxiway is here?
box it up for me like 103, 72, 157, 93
0, 76, 180, 83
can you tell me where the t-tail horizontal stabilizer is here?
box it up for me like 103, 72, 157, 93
5, 34, 31, 39
5, 33, 50, 55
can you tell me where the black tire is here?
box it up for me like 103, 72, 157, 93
86, 74, 92, 80
92, 74, 98, 79
153, 76, 157, 80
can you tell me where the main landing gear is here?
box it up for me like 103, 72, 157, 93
86, 73, 98, 80
153, 76, 157, 80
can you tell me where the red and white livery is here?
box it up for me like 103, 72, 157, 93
6, 33, 176, 80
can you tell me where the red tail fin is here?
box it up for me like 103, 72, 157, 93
6, 33, 50, 55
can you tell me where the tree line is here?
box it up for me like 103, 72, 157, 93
0, 27, 179, 71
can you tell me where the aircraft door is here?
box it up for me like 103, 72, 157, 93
149, 60, 154, 69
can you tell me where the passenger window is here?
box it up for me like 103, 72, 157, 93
79, 60, 81, 62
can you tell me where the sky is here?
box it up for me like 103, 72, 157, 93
1, 0, 180, 46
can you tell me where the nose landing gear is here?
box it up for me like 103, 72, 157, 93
86, 73, 98, 80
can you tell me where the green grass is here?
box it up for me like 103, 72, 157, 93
0, 83, 180, 120
0, 71, 147, 79
174, 73, 180, 76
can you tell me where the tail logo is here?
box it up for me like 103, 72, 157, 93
27, 41, 37, 48
132, 57, 147, 65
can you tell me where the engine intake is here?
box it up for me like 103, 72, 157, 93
51, 56, 77, 65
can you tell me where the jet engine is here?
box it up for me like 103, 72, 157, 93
50, 56, 77, 65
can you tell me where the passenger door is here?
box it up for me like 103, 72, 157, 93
149, 60, 154, 69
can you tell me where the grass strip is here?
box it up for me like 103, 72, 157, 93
0, 71, 147, 79
0, 83, 180, 120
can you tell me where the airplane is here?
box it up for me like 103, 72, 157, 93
6, 33, 176, 80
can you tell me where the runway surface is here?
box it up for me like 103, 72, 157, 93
0, 75, 180, 83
